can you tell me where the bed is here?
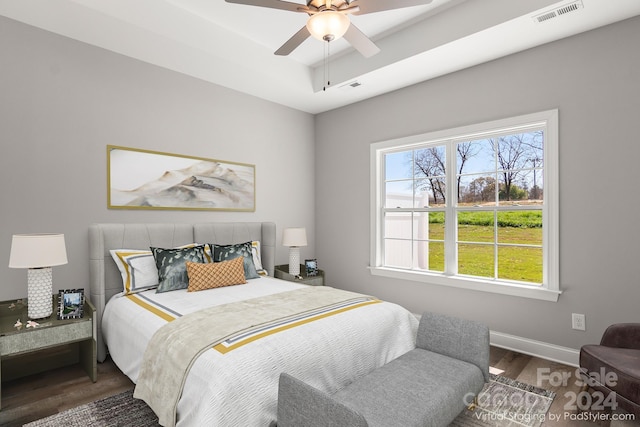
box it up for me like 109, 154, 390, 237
89, 222, 418, 427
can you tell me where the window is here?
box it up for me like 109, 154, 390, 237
370, 110, 559, 301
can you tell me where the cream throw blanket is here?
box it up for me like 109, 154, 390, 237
133, 286, 372, 427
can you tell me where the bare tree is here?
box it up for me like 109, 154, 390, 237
414, 147, 446, 205
490, 133, 542, 201
456, 142, 481, 201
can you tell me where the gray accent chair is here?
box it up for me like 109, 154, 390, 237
277, 312, 490, 427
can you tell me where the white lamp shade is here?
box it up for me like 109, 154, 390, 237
306, 11, 350, 41
282, 228, 307, 247
9, 233, 68, 268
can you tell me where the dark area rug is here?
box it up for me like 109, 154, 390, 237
23, 389, 158, 427
24, 374, 554, 427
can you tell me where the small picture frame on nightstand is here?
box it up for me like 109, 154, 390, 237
305, 259, 318, 276
58, 289, 85, 320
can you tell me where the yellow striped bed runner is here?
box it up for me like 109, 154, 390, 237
125, 292, 380, 354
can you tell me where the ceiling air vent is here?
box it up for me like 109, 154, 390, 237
338, 81, 362, 91
533, 0, 583, 24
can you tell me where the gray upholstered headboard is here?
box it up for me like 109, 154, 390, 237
89, 222, 276, 362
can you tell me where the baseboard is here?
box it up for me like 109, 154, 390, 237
411, 313, 580, 367
490, 330, 580, 367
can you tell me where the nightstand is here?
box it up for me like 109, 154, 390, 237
0, 295, 96, 408
274, 264, 325, 286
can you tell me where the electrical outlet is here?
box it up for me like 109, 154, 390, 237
572, 313, 586, 331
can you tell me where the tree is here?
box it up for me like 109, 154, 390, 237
414, 147, 446, 205
499, 183, 527, 201
456, 142, 481, 202
465, 176, 496, 203
490, 132, 542, 201
530, 185, 543, 200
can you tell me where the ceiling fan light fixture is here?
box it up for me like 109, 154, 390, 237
306, 11, 350, 42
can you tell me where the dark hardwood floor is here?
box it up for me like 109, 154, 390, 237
0, 348, 637, 426
0, 356, 133, 427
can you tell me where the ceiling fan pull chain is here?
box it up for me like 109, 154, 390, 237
322, 40, 326, 91
324, 40, 331, 91
327, 40, 331, 87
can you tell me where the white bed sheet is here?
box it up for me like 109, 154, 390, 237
102, 277, 418, 426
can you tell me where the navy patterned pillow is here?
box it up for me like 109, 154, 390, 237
151, 245, 206, 293
210, 242, 259, 280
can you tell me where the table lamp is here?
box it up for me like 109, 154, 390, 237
282, 228, 307, 276
9, 233, 68, 319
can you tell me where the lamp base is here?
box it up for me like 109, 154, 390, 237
289, 247, 301, 276
27, 267, 53, 319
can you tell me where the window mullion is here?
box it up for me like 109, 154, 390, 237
494, 211, 499, 280
444, 140, 457, 276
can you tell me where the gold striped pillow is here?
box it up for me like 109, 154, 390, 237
186, 257, 247, 292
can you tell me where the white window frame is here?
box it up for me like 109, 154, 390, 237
369, 110, 560, 302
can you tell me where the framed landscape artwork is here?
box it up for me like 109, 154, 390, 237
107, 145, 256, 211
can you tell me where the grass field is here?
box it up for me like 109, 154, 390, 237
426, 210, 543, 283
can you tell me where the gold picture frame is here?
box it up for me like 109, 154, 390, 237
107, 145, 255, 211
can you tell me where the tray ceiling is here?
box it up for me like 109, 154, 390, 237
1, 0, 639, 113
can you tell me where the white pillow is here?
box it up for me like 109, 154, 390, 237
251, 240, 267, 276
111, 243, 207, 295
110, 249, 158, 295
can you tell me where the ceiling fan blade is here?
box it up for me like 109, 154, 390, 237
343, 24, 380, 58
275, 26, 311, 56
351, 0, 433, 15
225, 0, 307, 13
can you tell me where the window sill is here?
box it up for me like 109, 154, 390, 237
368, 267, 561, 302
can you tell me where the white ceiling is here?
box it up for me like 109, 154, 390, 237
1, 0, 639, 114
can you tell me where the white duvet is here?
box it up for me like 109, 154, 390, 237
102, 277, 418, 426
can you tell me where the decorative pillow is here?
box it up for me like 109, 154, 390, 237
251, 241, 267, 276
211, 242, 260, 279
151, 245, 207, 293
110, 249, 159, 295
186, 258, 246, 292
203, 244, 213, 263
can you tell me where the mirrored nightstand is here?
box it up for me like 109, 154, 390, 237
0, 295, 96, 408
274, 264, 325, 286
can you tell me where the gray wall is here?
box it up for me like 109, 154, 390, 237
315, 16, 640, 351
0, 16, 315, 301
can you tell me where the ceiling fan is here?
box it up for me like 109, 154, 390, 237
224, 0, 434, 58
